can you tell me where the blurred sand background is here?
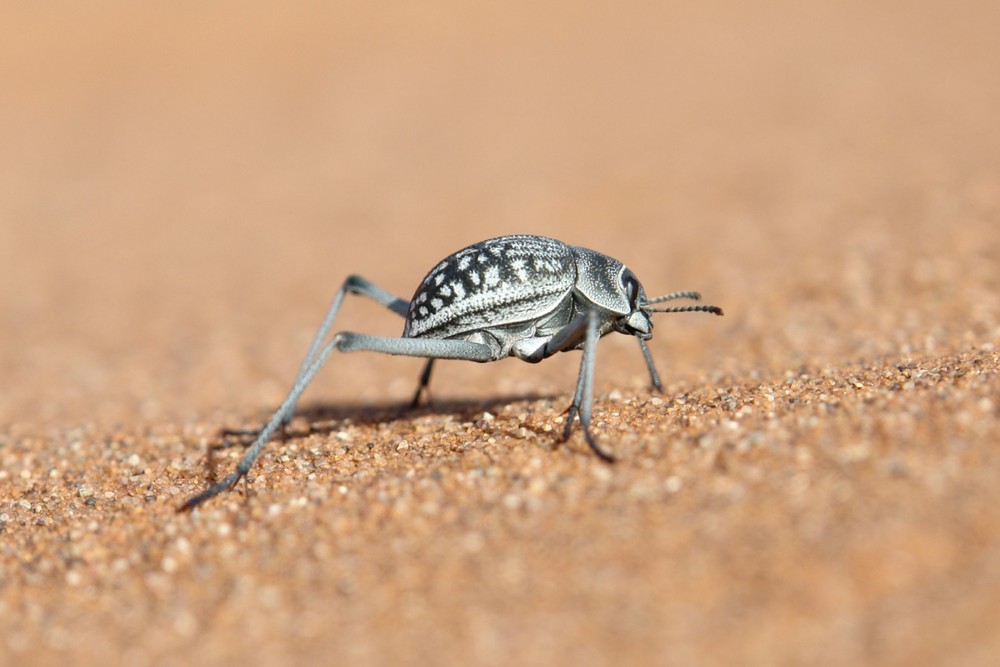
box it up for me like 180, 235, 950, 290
1, 1, 998, 665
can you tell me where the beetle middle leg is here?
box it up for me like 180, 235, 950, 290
410, 359, 435, 408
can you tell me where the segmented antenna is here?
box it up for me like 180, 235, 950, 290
647, 303, 724, 316
642, 291, 723, 315
644, 290, 703, 305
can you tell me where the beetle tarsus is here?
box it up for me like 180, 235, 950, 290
562, 404, 616, 462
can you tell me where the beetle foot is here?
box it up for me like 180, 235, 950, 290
409, 386, 433, 409
561, 405, 616, 462
581, 427, 616, 463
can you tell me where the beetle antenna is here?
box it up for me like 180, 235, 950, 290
647, 304, 724, 316
644, 291, 702, 305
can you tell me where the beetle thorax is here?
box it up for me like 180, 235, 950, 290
570, 246, 654, 338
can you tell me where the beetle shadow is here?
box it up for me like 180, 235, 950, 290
211, 391, 562, 450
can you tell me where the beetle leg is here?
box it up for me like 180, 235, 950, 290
180, 333, 495, 511
546, 311, 616, 462
282, 275, 410, 425
637, 337, 664, 393
410, 358, 435, 408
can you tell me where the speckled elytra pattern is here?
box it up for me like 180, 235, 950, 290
403, 235, 579, 339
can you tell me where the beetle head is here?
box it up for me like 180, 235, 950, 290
619, 272, 724, 339
616, 270, 655, 339
570, 246, 723, 338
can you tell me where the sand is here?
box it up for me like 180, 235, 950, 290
2, 2, 998, 665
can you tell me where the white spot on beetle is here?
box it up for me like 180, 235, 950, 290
451, 281, 466, 299
510, 258, 528, 281
484, 265, 500, 287
431, 298, 443, 310
533, 257, 559, 273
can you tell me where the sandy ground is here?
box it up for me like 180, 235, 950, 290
2, 1, 999, 665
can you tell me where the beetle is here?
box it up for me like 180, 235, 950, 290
180, 234, 722, 510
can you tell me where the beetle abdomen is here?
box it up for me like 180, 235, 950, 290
404, 235, 576, 340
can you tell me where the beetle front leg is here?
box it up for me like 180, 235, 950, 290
559, 311, 616, 462
637, 337, 664, 393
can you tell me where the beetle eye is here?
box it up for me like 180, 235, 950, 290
623, 274, 639, 305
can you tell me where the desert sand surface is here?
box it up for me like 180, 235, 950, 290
2, 2, 998, 665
